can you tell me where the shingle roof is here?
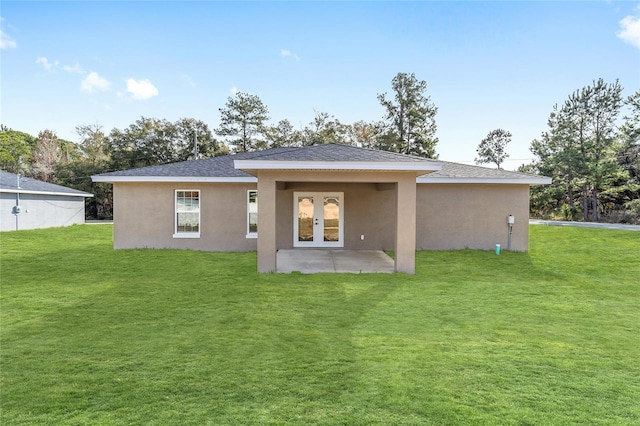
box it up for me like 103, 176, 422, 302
242, 143, 436, 163
0, 171, 93, 197
92, 144, 550, 184
94, 144, 438, 179
93, 147, 299, 179
426, 161, 548, 181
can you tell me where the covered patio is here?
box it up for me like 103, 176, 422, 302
276, 249, 395, 273
232, 145, 442, 274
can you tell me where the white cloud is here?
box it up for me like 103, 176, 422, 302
81, 71, 110, 93
230, 86, 239, 95
0, 29, 16, 49
36, 57, 84, 74
62, 63, 84, 74
36, 57, 58, 71
618, 10, 640, 49
280, 48, 300, 61
125, 78, 159, 100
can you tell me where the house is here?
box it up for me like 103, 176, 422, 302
1, 170, 93, 232
92, 144, 551, 274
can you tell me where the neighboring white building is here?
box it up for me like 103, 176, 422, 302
0, 170, 93, 232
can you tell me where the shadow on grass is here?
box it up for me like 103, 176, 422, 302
4, 225, 640, 424
2, 237, 400, 422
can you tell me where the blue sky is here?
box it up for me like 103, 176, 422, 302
1, 1, 639, 169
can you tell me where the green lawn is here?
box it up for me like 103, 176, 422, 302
1, 225, 639, 425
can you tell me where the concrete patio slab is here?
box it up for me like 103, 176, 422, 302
276, 249, 395, 274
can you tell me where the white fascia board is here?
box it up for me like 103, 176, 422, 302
417, 176, 553, 185
0, 189, 93, 197
234, 160, 442, 172
91, 175, 257, 183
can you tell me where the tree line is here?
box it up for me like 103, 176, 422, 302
1, 72, 438, 219
1, 73, 638, 223
522, 79, 639, 224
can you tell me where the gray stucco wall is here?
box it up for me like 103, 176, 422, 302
112, 182, 259, 251
275, 182, 530, 251
112, 181, 398, 252
416, 183, 530, 251
0, 192, 87, 232
110, 181, 532, 252
274, 182, 397, 250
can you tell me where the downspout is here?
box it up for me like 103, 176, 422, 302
15, 174, 21, 231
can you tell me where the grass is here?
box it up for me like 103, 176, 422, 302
1, 224, 639, 425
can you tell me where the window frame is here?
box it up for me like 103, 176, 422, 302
173, 189, 201, 239
246, 189, 258, 238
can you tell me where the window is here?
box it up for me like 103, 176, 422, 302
247, 190, 258, 238
174, 190, 200, 238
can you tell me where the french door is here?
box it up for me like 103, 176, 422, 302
293, 192, 344, 247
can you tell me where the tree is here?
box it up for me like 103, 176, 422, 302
0, 126, 35, 173
32, 129, 64, 182
528, 104, 581, 216
617, 90, 640, 185
65, 123, 113, 219
348, 120, 385, 150
107, 117, 173, 169
301, 111, 350, 146
573, 78, 623, 221
519, 161, 568, 219
377, 72, 438, 158
108, 117, 227, 170
263, 119, 301, 148
217, 92, 269, 152
174, 118, 228, 160
528, 78, 624, 222
614, 90, 640, 223
475, 128, 512, 169
76, 123, 109, 164
55, 159, 114, 220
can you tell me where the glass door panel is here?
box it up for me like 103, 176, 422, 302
294, 192, 343, 247
323, 197, 340, 242
297, 196, 314, 242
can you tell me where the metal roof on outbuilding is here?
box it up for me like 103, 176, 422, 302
0, 171, 93, 197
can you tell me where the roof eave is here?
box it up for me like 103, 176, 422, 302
0, 189, 94, 197
91, 175, 257, 183
417, 177, 553, 185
